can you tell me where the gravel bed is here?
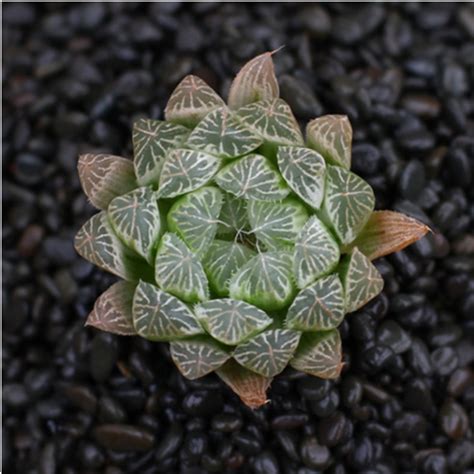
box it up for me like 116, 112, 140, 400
3, 3, 474, 473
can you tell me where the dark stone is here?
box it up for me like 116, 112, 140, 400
376, 320, 411, 354
300, 436, 332, 470
280, 75, 323, 119
211, 414, 243, 432
182, 390, 223, 417
399, 160, 426, 201
253, 451, 280, 474
155, 423, 183, 460
431, 347, 459, 376
94, 424, 155, 451
440, 399, 469, 440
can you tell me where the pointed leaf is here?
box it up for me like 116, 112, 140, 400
234, 329, 301, 377
132, 280, 203, 341
78, 154, 136, 210
164, 75, 225, 127
217, 193, 249, 237
248, 198, 309, 251
157, 148, 221, 199
217, 360, 271, 409
228, 51, 280, 109
215, 154, 289, 201
187, 107, 263, 158
294, 216, 340, 289
306, 115, 352, 169
202, 240, 256, 297
155, 233, 209, 303
277, 146, 326, 209
74, 211, 129, 280
86, 281, 136, 335
170, 337, 231, 380
323, 165, 375, 245
236, 98, 304, 146
132, 119, 189, 186
195, 298, 272, 346
229, 252, 296, 311
167, 186, 223, 257
346, 210, 430, 260
286, 275, 345, 331
108, 187, 161, 264
290, 330, 343, 379
340, 247, 384, 313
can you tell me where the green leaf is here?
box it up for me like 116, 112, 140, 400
155, 232, 209, 303
236, 98, 304, 146
157, 149, 221, 199
132, 280, 203, 341
202, 240, 256, 297
228, 51, 280, 109
306, 115, 352, 169
233, 329, 301, 377
248, 198, 309, 251
167, 186, 223, 257
290, 330, 343, 379
86, 281, 136, 335
74, 211, 130, 280
340, 247, 384, 313
294, 216, 340, 289
216, 193, 249, 237
108, 187, 161, 264
170, 337, 231, 379
164, 75, 226, 127
216, 360, 271, 409
195, 298, 272, 346
277, 146, 326, 209
187, 107, 263, 158
132, 119, 189, 186
285, 275, 345, 331
215, 154, 289, 201
323, 165, 375, 245
78, 154, 136, 210
345, 210, 430, 261
229, 251, 296, 311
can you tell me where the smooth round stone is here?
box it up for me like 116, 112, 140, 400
280, 75, 323, 119
440, 399, 469, 440
182, 390, 223, 416
311, 389, 339, 418
94, 424, 155, 451
398, 129, 435, 152
79, 442, 105, 469
297, 377, 331, 401
298, 5, 332, 37
300, 436, 332, 470
447, 440, 474, 472
447, 368, 474, 397
349, 436, 374, 469
63, 385, 97, 414
155, 424, 183, 460
341, 376, 363, 408
351, 144, 382, 176
233, 433, 261, 455
271, 413, 309, 430
399, 160, 426, 201
316, 411, 347, 447
390, 292, 426, 313
211, 414, 243, 432
420, 452, 447, 474
431, 347, 459, 376
401, 94, 440, 119
275, 430, 300, 462
376, 320, 411, 354
98, 396, 126, 423
253, 451, 280, 474
427, 325, 462, 347
13, 153, 45, 185
446, 148, 472, 188
3, 383, 29, 408
89, 333, 118, 383
360, 345, 395, 374
403, 379, 434, 414
393, 412, 427, 440
183, 431, 207, 462
408, 339, 433, 376
442, 62, 469, 97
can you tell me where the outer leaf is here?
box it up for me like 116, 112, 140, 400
132, 280, 203, 341
228, 51, 280, 109
340, 247, 384, 313
74, 211, 129, 280
285, 275, 345, 331
187, 107, 263, 158
290, 330, 343, 379
78, 154, 136, 210
229, 252, 296, 311
323, 166, 375, 245
170, 337, 231, 379
346, 210, 430, 260
306, 115, 352, 169
167, 186, 223, 257
108, 187, 160, 264
216, 360, 271, 409
233, 329, 301, 377
164, 75, 225, 127
248, 198, 309, 251
86, 281, 136, 335
155, 233, 209, 303
132, 119, 189, 186
157, 149, 221, 199
202, 240, 256, 297
217, 193, 249, 237
195, 298, 272, 346
277, 146, 326, 209
294, 216, 340, 289
215, 154, 289, 201
236, 98, 304, 146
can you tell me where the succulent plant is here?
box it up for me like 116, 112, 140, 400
75, 52, 429, 408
